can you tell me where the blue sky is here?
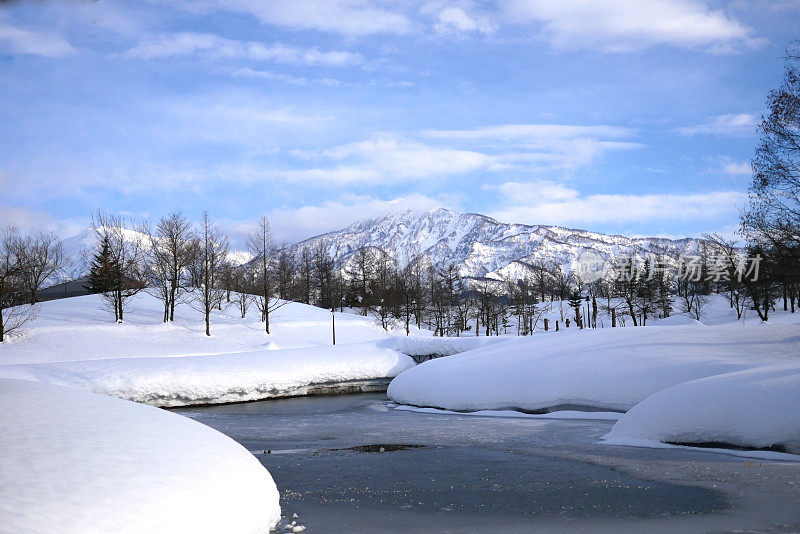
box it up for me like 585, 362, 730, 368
1, 0, 798, 245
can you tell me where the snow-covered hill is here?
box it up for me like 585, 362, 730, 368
287, 208, 704, 279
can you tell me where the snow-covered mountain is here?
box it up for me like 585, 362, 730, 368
53, 208, 704, 285
288, 208, 704, 280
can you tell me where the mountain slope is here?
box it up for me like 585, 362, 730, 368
288, 208, 703, 279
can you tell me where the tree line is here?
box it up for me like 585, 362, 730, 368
739, 44, 800, 323
0, 227, 63, 341
0, 208, 781, 343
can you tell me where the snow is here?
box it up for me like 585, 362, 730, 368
0, 294, 395, 365
0, 293, 485, 406
387, 319, 800, 413
377, 334, 502, 357
0, 378, 280, 533
390, 404, 621, 421
387, 295, 800, 455
286, 207, 703, 279
604, 363, 800, 454
0, 342, 415, 407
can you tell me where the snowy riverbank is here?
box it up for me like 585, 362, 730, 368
0, 293, 497, 406
388, 296, 800, 454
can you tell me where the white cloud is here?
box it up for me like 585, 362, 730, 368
423, 123, 635, 141
676, 113, 758, 136
489, 180, 746, 226
125, 32, 364, 67
229, 67, 347, 87
0, 22, 76, 58
722, 161, 751, 176
499, 0, 761, 53
423, 123, 642, 171
281, 135, 496, 185
220, 193, 459, 244
0, 206, 87, 238
154, 93, 334, 148
276, 123, 641, 186
432, 6, 495, 35
171, 0, 414, 36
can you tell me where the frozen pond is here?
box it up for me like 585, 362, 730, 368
177, 394, 800, 533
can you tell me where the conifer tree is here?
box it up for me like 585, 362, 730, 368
568, 291, 583, 327
86, 236, 118, 295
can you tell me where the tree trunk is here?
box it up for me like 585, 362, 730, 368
627, 299, 638, 326
169, 281, 177, 321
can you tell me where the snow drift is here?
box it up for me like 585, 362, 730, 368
0, 378, 280, 533
0, 341, 416, 407
387, 323, 800, 413
604, 363, 800, 454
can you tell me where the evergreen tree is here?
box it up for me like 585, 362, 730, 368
85, 236, 118, 294
568, 291, 583, 327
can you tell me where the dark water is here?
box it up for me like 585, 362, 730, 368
177, 394, 800, 533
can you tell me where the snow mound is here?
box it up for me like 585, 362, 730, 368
604, 364, 800, 454
0, 379, 280, 533
387, 324, 800, 413
0, 341, 415, 407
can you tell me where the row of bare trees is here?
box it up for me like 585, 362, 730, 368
84, 211, 288, 337
0, 227, 63, 342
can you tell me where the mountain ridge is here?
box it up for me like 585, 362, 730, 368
52, 208, 705, 284
285, 207, 704, 280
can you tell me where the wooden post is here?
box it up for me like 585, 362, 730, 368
544, 318, 549, 331
556, 320, 559, 332
611, 308, 616, 328
332, 312, 336, 345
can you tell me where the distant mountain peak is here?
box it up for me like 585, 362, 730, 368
288, 208, 703, 279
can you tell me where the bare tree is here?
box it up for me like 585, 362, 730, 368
298, 246, 313, 304
231, 270, 253, 319
246, 215, 285, 334
191, 212, 229, 336
91, 212, 146, 322
312, 240, 337, 310
0, 227, 37, 341
703, 233, 748, 320
274, 245, 296, 301
17, 231, 63, 304
141, 212, 196, 323
347, 247, 376, 316
370, 249, 395, 330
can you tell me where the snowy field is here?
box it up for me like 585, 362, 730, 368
388, 295, 800, 455
0, 293, 498, 406
0, 378, 280, 533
